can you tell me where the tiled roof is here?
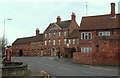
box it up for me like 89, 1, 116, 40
80, 14, 120, 30
12, 34, 43, 45
67, 29, 79, 38
45, 20, 72, 31
56, 20, 71, 29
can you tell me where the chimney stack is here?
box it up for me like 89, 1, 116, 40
110, 3, 115, 17
57, 16, 61, 22
36, 28, 40, 35
71, 12, 76, 21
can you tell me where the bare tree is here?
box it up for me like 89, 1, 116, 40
0, 36, 8, 58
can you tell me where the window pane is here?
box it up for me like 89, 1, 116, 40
88, 33, 91, 39
64, 31, 66, 36
64, 39, 66, 44
53, 40, 55, 45
81, 33, 84, 39
59, 32, 61, 36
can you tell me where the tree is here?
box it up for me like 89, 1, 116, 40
0, 36, 8, 58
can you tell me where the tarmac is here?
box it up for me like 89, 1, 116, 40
54, 57, 119, 72
28, 57, 119, 77
10, 56, 120, 77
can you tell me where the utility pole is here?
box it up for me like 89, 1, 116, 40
2, 19, 12, 59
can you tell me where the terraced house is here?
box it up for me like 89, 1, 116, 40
12, 13, 80, 56
12, 29, 44, 56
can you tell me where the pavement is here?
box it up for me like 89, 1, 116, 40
54, 57, 119, 71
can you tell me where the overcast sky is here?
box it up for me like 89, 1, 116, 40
0, 0, 119, 45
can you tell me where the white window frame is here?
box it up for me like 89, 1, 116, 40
81, 47, 92, 52
48, 40, 51, 45
58, 32, 61, 36
64, 39, 67, 44
58, 39, 61, 45
99, 32, 110, 36
68, 40, 71, 44
64, 31, 67, 36
45, 40, 47, 45
45, 34, 47, 37
81, 32, 92, 40
53, 40, 55, 45
72, 39, 75, 44
53, 33, 56, 36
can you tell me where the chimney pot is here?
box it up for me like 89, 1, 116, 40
71, 12, 76, 21
57, 16, 61, 22
110, 3, 115, 17
36, 28, 40, 35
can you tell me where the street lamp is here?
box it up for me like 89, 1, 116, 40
2, 19, 12, 59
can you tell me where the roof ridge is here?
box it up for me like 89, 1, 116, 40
17, 36, 35, 39
83, 13, 120, 18
51, 20, 71, 24
83, 14, 110, 18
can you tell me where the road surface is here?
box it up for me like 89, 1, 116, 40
12, 56, 118, 76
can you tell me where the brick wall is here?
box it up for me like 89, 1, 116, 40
73, 39, 119, 65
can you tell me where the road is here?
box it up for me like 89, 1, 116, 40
12, 56, 118, 76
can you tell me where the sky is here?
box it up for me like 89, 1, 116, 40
0, 0, 119, 45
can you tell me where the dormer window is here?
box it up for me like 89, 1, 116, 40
99, 32, 110, 36
81, 32, 92, 40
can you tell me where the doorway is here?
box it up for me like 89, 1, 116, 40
70, 48, 76, 58
19, 50, 23, 56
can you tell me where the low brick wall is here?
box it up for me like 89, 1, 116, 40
2, 62, 27, 76
73, 52, 118, 65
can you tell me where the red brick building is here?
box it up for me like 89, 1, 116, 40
12, 13, 80, 56
41, 13, 79, 56
73, 3, 120, 65
65, 29, 80, 57
12, 29, 44, 56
